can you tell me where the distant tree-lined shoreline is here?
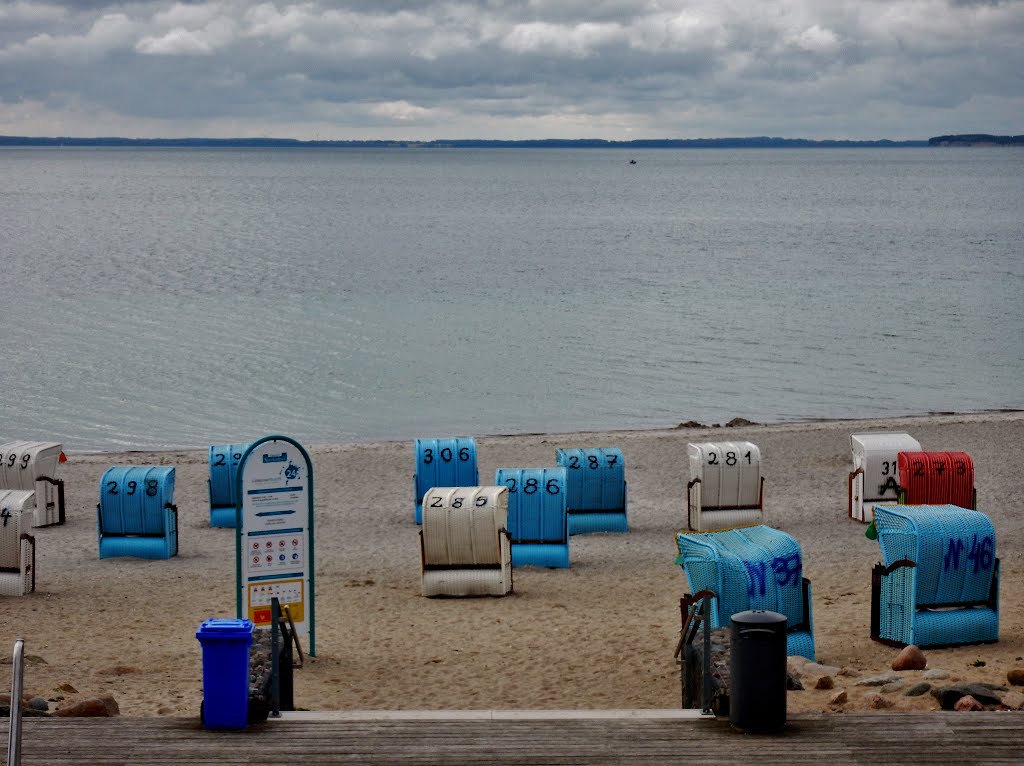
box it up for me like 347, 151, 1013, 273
0, 134, 1019, 148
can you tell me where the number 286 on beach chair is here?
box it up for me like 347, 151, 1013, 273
97, 466, 178, 560
495, 467, 569, 568
0, 490, 36, 596
871, 504, 998, 648
413, 438, 478, 524
686, 442, 764, 531
420, 486, 513, 597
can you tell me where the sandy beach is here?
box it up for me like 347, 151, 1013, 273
3, 411, 1023, 717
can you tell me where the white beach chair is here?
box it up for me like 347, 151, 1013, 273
0, 441, 66, 527
0, 489, 37, 596
686, 441, 763, 531
848, 432, 921, 522
420, 486, 512, 597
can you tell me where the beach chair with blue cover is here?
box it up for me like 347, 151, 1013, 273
495, 467, 569, 568
896, 452, 976, 509
556, 447, 628, 534
0, 441, 67, 527
686, 441, 764, 531
675, 525, 815, 660
871, 504, 998, 648
413, 438, 478, 524
207, 443, 250, 527
848, 432, 921, 522
0, 490, 36, 596
97, 466, 178, 559
420, 486, 513, 597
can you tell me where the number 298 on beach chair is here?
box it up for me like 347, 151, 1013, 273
97, 466, 178, 560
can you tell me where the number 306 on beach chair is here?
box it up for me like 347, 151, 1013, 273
0, 490, 36, 596
413, 438, 478, 524
676, 525, 815, 660
97, 466, 178, 560
556, 447, 628, 535
420, 486, 512, 597
686, 442, 763, 531
871, 504, 998, 647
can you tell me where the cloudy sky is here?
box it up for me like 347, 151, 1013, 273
1, 0, 1021, 141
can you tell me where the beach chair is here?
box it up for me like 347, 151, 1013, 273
848, 432, 921, 522
0, 441, 66, 527
556, 447, 628, 534
871, 504, 998, 647
413, 438, 478, 524
0, 490, 36, 596
97, 466, 178, 559
686, 441, 763, 531
896, 451, 975, 509
208, 443, 250, 527
675, 525, 815, 660
495, 467, 569, 568
420, 486, 513, 597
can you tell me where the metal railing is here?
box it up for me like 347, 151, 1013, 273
674, 591, 716, 714
6, 638, 25, 766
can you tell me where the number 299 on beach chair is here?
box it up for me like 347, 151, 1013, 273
0, 441, 67, 527
208, 443, 250, 528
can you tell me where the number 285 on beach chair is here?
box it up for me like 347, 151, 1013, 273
97, 466, 178, 560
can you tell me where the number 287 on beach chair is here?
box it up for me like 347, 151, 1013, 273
97, 466, 178, 560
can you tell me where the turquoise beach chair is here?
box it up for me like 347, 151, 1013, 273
97, 466, 178, 559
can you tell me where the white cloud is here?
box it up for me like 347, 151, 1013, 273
136, 17, 236, 55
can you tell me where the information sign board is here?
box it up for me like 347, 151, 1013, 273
235, 435, 315, 656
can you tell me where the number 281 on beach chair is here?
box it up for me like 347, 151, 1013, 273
97, 466, 178, 560
686, 442, 764, 532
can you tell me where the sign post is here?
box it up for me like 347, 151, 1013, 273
235, 435, 315, 656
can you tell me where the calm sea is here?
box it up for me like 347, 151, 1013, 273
1, 147, 1022, 452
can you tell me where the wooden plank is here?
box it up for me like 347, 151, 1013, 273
11, 714, 1024, 765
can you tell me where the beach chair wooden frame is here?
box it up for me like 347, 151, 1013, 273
0, 490, 36, 596
419, 486, 513, 597
870, 504, 998, 648
686, 441, 764, 532
96, 466, 178, 560
676, 525, 815, 660
847, 432, 921, 523
0, 441, 67, 527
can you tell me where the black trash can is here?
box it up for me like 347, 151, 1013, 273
729, 610, 787, 733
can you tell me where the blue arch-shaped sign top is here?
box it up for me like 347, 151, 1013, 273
234, 434, 315, 657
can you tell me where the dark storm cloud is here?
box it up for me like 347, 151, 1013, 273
1, 1, 1022, 139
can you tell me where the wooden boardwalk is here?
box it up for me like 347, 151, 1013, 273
9, 710, 1024, 765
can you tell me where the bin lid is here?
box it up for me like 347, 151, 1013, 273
731, 609, 786, 626
196, 618, 254, 638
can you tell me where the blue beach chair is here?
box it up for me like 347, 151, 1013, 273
675, 525, 815, 660
556, 447, 628, 534
871, 504, 998, 648
97, 466, 178, 559
495, 467, 569, 568
413, 438, 478, 524
207, 443, 250, 527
